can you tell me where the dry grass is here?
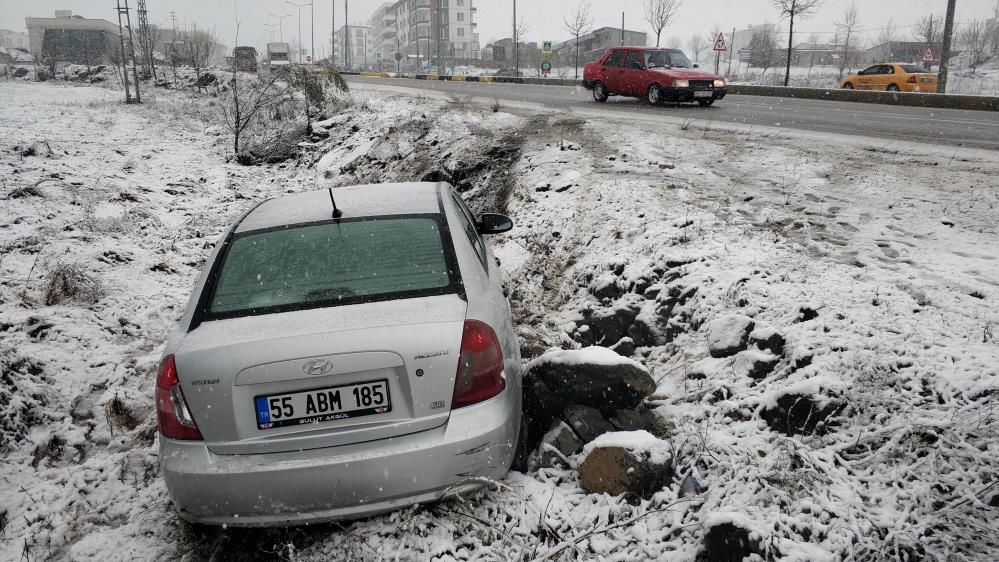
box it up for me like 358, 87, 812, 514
42, 263, 105, 306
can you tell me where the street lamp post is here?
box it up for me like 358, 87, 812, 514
268, 13, 289, 42
287, 1, 314, 63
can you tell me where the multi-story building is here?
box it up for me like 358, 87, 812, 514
25, 10, 121, 64
358, 0, 480, 70
334, 24, 372, 68
732, 23, 776, 55
0, 29, 29, 50
553, 27, 648, 59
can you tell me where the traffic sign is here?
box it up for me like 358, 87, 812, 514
542, 40, 553, 55
921, 45, 935, 64
394, 52, 403, 62
306, 55, 312, 63
712, 32, 727, 52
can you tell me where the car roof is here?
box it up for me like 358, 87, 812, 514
236, 182, 444, 233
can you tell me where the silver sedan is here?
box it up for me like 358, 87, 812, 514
156, 182, 522, 526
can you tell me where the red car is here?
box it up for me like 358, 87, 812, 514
582, 47, 727, 106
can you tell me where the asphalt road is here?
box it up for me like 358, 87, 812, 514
346, 76, 999, 151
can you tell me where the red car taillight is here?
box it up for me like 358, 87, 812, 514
907, 75, 918, 84
156, 354, 204, 440
452, 320, 506, 409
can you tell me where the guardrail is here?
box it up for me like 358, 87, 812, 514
343, 72, 999, 112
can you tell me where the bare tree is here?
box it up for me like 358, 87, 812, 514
512, 16, 530, 75
564, 2, 593, 79
773, 0, 823, 87
912, 14, 941, 45
666, 35, 683, 49
749, 27, 780, 76
185, 26, 218, 91
687, 33, 705, 62
836, 2, 860, 79
960, 19, 989, 72
991, 2, 999, 56
135, 19, 159, 81
877, 17, 898, 47
806, 32, 820, 76
643, 0, 682, 48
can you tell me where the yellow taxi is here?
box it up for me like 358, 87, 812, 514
840, 63, 938, 92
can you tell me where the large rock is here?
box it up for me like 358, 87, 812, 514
529, 421, 584, 471
734, 349, 780, 380
562, 404, 615, 443
762, 393, 845, 435
707, 315, 755, 358
700, 517, 762, 562
582, 300, 641, 346
526, 347, 656, 411
608, 405, 660, 433
748, 327, 785, 355
578, 431, 673, 500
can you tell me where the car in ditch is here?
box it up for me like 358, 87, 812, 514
157, 182, 523, 526
582, 47, 727, 106
839, 63, 938, 92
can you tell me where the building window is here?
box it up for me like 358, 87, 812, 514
457, 12, 464, 21
457, 27, 464, 37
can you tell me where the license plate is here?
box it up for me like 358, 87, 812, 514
694, 91, 713, 98
254, 379, 391, 429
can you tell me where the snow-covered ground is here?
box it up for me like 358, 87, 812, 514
1, 76, 998, 561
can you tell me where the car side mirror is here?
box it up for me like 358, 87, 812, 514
477, 213, 513, 235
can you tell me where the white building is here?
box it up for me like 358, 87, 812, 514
359, 0, 480, 70
334, 24, 372, 68
0, 29, 29, 50
732, 23, 777, 55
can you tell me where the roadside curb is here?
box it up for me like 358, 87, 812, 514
343, 72, 999, 112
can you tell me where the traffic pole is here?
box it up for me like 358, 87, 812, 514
937, 0, 957, 93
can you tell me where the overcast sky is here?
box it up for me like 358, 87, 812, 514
4, 0, 997, 55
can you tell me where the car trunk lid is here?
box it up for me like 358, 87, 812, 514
174, 294, 466, 455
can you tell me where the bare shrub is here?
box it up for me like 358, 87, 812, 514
6, 183, 44, 199
43, 264, 105, 306
104, 394, 140, 435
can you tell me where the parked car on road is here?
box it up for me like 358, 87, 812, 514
582, 47, 727, 106
840, 63, 938, 92
158, 182, 522, 526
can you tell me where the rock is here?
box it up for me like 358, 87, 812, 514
796, 305, 819, 322
589, 272, 625, 300
761, 393, 845, 436
608, 405, 659, 432
701, 520, 761, 562
627, 313, 660, 347
582, 302, 640, 346
643, 284, 663, 300
610, 337, 636, 357
707, 315, 755, 358
522, 378, 570, 450
563, 404, 615, 443
578, 431, 673, 499
71, 395, 95, 423
529, 421, 584, 471
631, 278, 652, 295
748, 327, 785, 355
195, 72, 217, 87
735, 349, 780, 380
526, 347, 656, 411
534, 181, 551, 192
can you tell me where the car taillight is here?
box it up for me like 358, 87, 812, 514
452, 320, 506, 409
156, 354, 203, 440
907, 75, 917, 84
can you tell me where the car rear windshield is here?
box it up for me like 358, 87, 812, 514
203, 216, 460, 321
645, 50, 692, 69
900, 65, 930, 74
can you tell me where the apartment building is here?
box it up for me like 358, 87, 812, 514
333, 24, 372, 68
361, 0, 480, 69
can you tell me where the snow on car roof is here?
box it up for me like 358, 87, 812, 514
236, 182, 444, 233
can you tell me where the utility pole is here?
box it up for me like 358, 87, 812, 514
726, 27, 735, 76
437, 0, 445, 75
287, 2, 309, 63
331, 0, 335, 66
269, 13, 289, 42
937, 0, 957, 93
344, 0, 350, 69
169, 11, 178, 82
513, 0, 518, 76
621, 12, 625, 46
115, 0, 141, 103
311, 2, 315, 62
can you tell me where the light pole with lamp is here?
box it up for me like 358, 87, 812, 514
268, 13, 289, 42
287, 1, 314, 63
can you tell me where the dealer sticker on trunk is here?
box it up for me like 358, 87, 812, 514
254, 379, 392, 429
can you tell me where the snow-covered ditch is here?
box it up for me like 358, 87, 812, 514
1, 77, 997, 561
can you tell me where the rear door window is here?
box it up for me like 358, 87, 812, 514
900, 65, 929, 73
625, 50, 644, 69
204, 216, 461, 320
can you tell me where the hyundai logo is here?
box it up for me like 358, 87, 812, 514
302, 359, 334, 376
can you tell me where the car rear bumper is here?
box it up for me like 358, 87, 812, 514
160, 389, 520, 527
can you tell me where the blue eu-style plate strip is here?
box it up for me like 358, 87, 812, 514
255, 397, 270, 424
